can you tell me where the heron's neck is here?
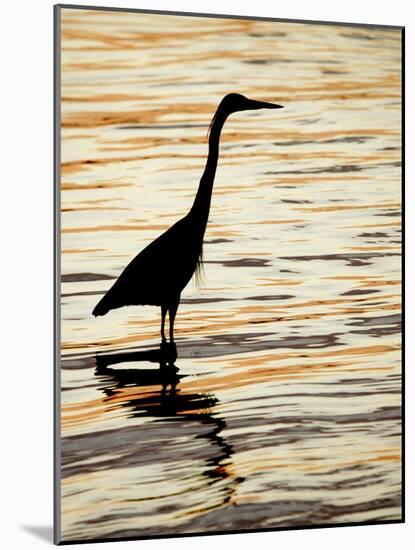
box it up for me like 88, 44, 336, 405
189, 108, 228, 227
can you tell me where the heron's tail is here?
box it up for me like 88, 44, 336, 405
92, 295, 111, 317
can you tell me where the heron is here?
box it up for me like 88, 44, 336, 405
92, 93, 284, 345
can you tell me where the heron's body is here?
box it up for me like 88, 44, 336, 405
93, 93, 283, 343
93, 213, 202, 312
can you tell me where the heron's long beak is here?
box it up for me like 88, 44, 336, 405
247, 99, 284, 110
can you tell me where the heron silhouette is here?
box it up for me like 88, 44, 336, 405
92, 93, 284, 344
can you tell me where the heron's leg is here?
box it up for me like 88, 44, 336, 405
161, 304, 168, 343
168, 299, 179, 343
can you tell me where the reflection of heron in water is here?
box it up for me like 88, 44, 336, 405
93, 94, 283, 344
95, 348, 184, 409
94, 349, 241, 489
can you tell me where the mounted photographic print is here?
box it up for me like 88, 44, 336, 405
54, 4, 404, 545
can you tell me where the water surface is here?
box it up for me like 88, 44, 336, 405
59, 8, 402, 542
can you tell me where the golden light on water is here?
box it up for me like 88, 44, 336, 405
58, 7, 402, 542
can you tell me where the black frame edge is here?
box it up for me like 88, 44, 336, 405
55, 3, 404, 31
58, 519, 404, 545
53, 3, 62, 546
401, 25, 405, 524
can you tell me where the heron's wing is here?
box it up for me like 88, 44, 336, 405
120, 217, 186, 278
96, 217, 189, 310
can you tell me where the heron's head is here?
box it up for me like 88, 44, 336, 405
220, 93, 284, 114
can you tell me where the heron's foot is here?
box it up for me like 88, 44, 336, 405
159, 340, 177, 361
159, 360, 179, 373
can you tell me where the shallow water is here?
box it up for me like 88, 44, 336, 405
58, 8, 402, 542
